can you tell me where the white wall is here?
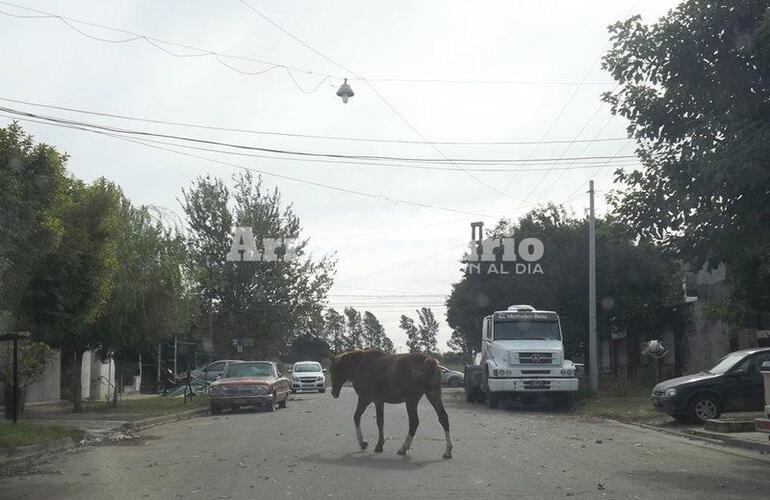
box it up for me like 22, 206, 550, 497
23, 350, 61, 404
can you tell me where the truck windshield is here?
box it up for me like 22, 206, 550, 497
494, 320, 561, 341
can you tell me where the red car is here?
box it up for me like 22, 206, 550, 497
208, 361, 291, 414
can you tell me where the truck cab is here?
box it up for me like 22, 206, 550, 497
470, 304, 578, 408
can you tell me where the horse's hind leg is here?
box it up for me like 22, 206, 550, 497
397, 398, 419, 456
374, 401, 385, 452
426, 389, 453, 459
353, 397, 370, 450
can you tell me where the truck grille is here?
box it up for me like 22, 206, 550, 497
518, 352, 555, 364
521, 370, 550, 375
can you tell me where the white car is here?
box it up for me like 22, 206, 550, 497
290, 361, 326, 393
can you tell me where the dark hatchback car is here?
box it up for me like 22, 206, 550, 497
651, 347, 770, 423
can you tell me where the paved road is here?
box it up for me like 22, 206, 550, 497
2, 388, 769, 499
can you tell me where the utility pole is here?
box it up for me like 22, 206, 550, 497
588, 180, 598, 392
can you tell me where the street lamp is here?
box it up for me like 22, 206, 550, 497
0, 331, 31, 423
336, 78, 354, 103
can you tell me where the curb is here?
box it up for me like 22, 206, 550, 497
120, 407, 210, 432
611, 419, 770, 463
0, 436, 80, 467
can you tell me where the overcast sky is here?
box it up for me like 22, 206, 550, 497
0, 0, 681, 351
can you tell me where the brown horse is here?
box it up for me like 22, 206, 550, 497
329, 349, 453, 459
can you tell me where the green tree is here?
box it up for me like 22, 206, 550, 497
0, 123, 68, 331
362, 311, 385, 349
344, 307, 363, 350
447, 328, 471, 362
17, 178, 123, 412
602, 1, 770, 323
90, 200, 193, 406
324, 308, 346, 353
181, 172, 335, 358
400, 314, 421, 353
446, 206, 675, 371
416, 307, 439, 354
287, 333, 330, 362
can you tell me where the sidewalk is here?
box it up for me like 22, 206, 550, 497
16, 392, 207, 435
625, 412, 770, 456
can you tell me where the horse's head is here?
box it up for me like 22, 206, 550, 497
329, 353, 347, 399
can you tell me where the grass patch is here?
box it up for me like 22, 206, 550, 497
575, 381, 659, 420
81, 394, 209, 416
0, 422, 83, 448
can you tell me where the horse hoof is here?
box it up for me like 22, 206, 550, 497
396, 449, 407, 456
374, 445, 383, 453
442, 452, 453, 459
359, 441, 368, 450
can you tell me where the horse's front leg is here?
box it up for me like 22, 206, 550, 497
397, 398, 419, 456
374, 401, 385, 452
353, 397, 370, 450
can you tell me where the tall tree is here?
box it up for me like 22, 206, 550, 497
400, 315, 421, 353
90, 201, 193, 406
181, 172, 335, 358
447, 328, 471, 362
362, 311, 385, 349
17, 178, 124, 412
603, 1, 770, 323
324, 308, 346, 353
344, 307, 363, 350
416, 307, 439, 354
0, 123, 68, 331
446, 205, 675, 367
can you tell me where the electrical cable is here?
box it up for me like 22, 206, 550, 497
0, 96, 631, 147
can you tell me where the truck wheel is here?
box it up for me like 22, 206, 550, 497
448, 377, 460, 387
488, 393, 500, 409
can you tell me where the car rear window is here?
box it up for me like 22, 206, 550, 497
294, 362, 322, 372
223, 362, 273, 378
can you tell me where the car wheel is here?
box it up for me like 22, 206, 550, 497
319, 388, 325, 393
488, 392, 500, 409
210, 404, 222, 415
448, 377, 460, 388
688, 394, 721, 423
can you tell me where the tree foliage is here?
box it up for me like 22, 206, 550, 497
323, 308, 346, 353
0, 122, 69, 331
343, 307, 364, 350
0, 341, 55, 389
16, 177, 124, 411
446, 206, 676, 362
603, 1, 770, 322
181, 171, 335, 358
416, 307, 439, 354
399, 314, 421, 353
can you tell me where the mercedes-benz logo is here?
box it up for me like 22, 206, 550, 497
531, 354, 541, 363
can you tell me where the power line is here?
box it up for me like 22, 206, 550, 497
0, 96, 631, 147
0, 112, 500, 218
236, 0, 532, 203
0, 105, 640, 166
0, 2, 612, 88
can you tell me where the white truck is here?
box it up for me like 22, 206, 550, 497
464, 304, 579, 409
